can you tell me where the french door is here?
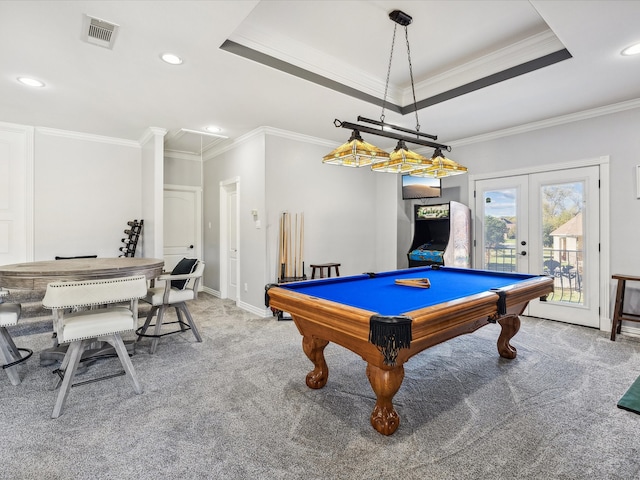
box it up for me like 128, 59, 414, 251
474, 166, 600, 327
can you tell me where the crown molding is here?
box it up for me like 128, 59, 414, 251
138, 126, 167, 145
164, 149, 202, 162
410, 30, 564, 103
450, 98, 640, 147
226, 26, 400, 103
35, 126, 140, 147
204, 126, 337, 161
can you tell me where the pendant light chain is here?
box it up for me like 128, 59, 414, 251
404, 25, 420, 133
380, 24, 398, 124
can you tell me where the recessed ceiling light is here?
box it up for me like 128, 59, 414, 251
161, 53, 183, 65
17, 77, 45, 87
621, 42, 640, 56
205, 126, 222, 133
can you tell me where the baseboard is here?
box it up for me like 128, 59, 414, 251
202, 286, 220, 298
236, 300, 271, 318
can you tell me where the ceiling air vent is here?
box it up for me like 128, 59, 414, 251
82, 14, 119, 49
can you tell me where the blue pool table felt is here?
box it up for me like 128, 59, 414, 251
280, 266, 536, 316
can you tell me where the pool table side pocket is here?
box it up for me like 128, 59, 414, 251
400, 291, 501, 362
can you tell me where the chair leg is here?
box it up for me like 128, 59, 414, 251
150, 306, 166, 354
175, 306, 188, 332
108, 334, 142, 395
136, 306, 159, 343
0, 327, 22, 386
52, 340, 87, 418
178, 303, 202, 343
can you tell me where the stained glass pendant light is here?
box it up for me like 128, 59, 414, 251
323, 10, 468, 178
410, 148, 468, 178
322, 129, 389, 167
371, 140, 429, 173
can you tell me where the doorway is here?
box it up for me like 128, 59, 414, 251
220, 178, 240, 302
163, 186, 202, 271
473, 164, 604, 328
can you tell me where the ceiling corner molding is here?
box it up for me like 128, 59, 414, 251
261, 126, 339, 148
225, 26, 397, 102
164, 150, 202, 162
411, 30, 567, 103
203, 125, 337, 161
204, 126, 266, 161
139, 126, 167, 145
220, 39, 401, 114
450, 97, 640, 147
35, 127, 140, 147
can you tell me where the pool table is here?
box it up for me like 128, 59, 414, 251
266, 265, 553, 435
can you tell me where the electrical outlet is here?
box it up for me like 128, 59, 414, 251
244, 283, 248, 292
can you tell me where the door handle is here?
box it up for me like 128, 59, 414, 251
520, 251, 527, 256
189, 245, 194, 249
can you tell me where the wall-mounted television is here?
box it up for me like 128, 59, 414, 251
402, 175, 441, 199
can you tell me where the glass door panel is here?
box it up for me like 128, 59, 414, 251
475, 176, 528, 273
527, 167, 599, 327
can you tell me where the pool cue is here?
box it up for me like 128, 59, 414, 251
300, 212, 304, 278
279, 213, 285, 281
283, 212, 288, 278
294, 213, 298, 278
287, 212, 292, 278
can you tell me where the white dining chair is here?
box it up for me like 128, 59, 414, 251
42, 275, 148, 418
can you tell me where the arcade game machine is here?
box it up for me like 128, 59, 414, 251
407, 201, 471, 268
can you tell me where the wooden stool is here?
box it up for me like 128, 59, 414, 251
310, 263, 340, 279
611, 274, 640, 341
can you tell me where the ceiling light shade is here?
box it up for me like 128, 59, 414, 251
410, 149, 468, 178
323, 130, 390, 167
17, 77, 45, 87
371, 140, 429, 173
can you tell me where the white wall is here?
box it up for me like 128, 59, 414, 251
201, 128, 399, 315
264, 131, 397, 282
34, 128, 142, 260
203, 130, 266, 312
164, 152, 202, 187
139, 128, 165, 259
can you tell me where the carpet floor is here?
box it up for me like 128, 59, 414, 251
1, 293, 639, 480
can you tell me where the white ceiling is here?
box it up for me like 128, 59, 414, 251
1, 1, 640, 156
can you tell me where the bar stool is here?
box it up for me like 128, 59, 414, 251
310, 263, 341, 279
611, 274, 640, 341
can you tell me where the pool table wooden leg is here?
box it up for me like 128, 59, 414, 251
497, 314, 520, 359
366, 363, 404, 436
302, 335, 329, 389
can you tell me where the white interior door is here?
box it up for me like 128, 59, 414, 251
0, 126, 33, 265
475, 166, 600, 327
220, 178, 240, 302
227, 188, 238, 301
163, 187, 201, 271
